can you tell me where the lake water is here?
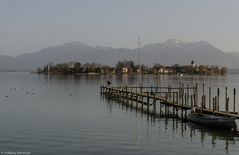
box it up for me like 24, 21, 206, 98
0, 72, 239, 155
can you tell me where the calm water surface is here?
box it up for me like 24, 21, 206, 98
0, 72, 239, 155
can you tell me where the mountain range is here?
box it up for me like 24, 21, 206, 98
0, 39, 238, 70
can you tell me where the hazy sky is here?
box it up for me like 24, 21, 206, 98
1, 0, 239, 56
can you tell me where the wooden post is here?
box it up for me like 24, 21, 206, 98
110, 86, 113, 96
141, 94, 144, 111
131, 88, 133, 107
166, 92, 168, 102
126, 88, 129, 105
233, 88, 236, 113
110, 86, 114, 97
226, 97, 229, 115
187, 84, 189, 105
217, 88, 220, 111
195, 83, 198, 107
119, 88, 121, 98
201, 95, 204, 113
140, 85, 143, 105
213, 97, 215, 114
173, 92, 175, 104
156, 85, 159, 95
151, 85, 153, 94
179, 84, 181, 104
153, 93, 156, 115
181, 107, 183, 119
109, 86, 111, 96
201, 95, 206, 112
160, 85, 162, 96
193, 94, 196, 107
185, 93, 187, 105
181, 84, 184, 105
225, 87, 228, 112
176, 92, 179, 105
108, 85, 110, 94
170, 85, 172, 99
181, 83, 184, 105
159, 100, 161, 116
122, 87, 125, 103
168, 86, 170, 99
118, 87, 121, 100
191, 95, 193, 108
118, 88, 121, 98
209, 87, 211, 109
114, 87, 116, 98
136, 94, 138, 109
178, 82, 181, 104
147, 92, 150, 114
165, 104, 167, 115
180, 91, 183, 105
105, 86, 108, 94
215, 96, 218, 111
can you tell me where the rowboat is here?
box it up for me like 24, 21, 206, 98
188, 112, 237, 129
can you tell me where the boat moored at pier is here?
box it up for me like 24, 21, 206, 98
188, 112, 237, 129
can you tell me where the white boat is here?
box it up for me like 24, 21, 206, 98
188, 112, 237, 129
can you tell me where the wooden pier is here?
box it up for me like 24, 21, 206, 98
100, 84, 239, 119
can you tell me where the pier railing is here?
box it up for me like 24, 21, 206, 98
100, 84, 239, 119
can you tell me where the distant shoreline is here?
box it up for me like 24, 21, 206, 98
0, 70, 31, 72
1, 68, 239, 75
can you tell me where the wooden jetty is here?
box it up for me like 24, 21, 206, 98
100, 83, 239, 119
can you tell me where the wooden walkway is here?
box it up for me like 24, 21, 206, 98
100, 84, 239, 119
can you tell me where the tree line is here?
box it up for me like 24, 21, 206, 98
38, 60, 227, 75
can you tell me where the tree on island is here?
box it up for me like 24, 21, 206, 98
38, 60, 227, 75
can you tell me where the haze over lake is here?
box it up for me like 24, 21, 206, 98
1, 0, 239, 154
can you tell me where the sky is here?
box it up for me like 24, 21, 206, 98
0, 0, 239, 56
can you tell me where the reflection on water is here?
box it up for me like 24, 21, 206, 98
103, 92, 239, 154
188, 122, 239, 153
1, 72, 239, 155
39, 73, 239, 154
106, 74, 228, 85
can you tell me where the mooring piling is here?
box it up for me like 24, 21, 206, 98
234, 88, 236, 113
217, 88, 220, 110
100, 84, 239, 119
